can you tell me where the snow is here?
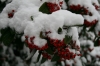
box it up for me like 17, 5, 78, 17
41, 60, 55, 66
0, 18, 9, 29
52, 10, 84, 26
83, 15, 98, 22
24, 10, 84, 46
86, 32, 95, 40
95, 20, 100, 33
74, 56, 82, 66
87, 55, 91, 62
90, 47, 100, 57
62, 0, 67, 9
16, 57, 24, 66
21, 35, 25, 42
1, 0, 12, 3
47, 32, 65, 40
81, 57, 87, 63
68, 0, 100, 24
67, 27, 80, 47
2, 61, 10, 66
1, 0, 6, 2
65, 60, 74, 66
2, 43, 7, 56
0, 0, 83, 49
95, 61, 100, 66
34, 37, 47, 47
91, 0, 100, 6
7, 46, 15, 60
0, 0, 100, 66
80, 40, 94, 49
21, 45, 30, 57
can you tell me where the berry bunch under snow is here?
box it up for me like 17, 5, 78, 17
0, 0, 100, 66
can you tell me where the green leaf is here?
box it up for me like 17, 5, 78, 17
51, 54, 60, 62
41, 57, 47, 64
55, 61, 62, 66
94, 37, 100, 46
30, 16, 33, 21
64, 35, 72, 44
2, 32, 13, 46
0, 27, 9, 36
45, 47, 53, 54
65, 0, 69, 4
36, 52, 42, 62
25, 49, 37, 65
57, 27, 62, 34
0, 45, 3, 53
40, 31, 46, 39
88, 23, 97, 32
39, 2, 50, 14
0, 27, 15, 46
13, 34, 24, 50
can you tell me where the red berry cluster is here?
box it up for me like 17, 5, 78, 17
70, 41, 80, 51
42, 52, 51, 59
88, 48, 94, 52
96, 55, 100, 58
69, 5, 82, 11
25, 34, 81, 61
47, 2, 60, 13
93, 3, 100, 10
45, 31, 51, 35
48, 37, 80, 60
77, 54, 82, 56
8, 10, 15, 18
58, 48, 76, 60
83, 46, 94, 52
68, 5, 89, 15
49, 38, 66, 48
84, 19, 98, 27
59, 1, 63, 7
25, 36, 48, 50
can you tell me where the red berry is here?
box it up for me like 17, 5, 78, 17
47, 2, 60, 13
8, 10, 15, 18
25, 36, 48, 50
